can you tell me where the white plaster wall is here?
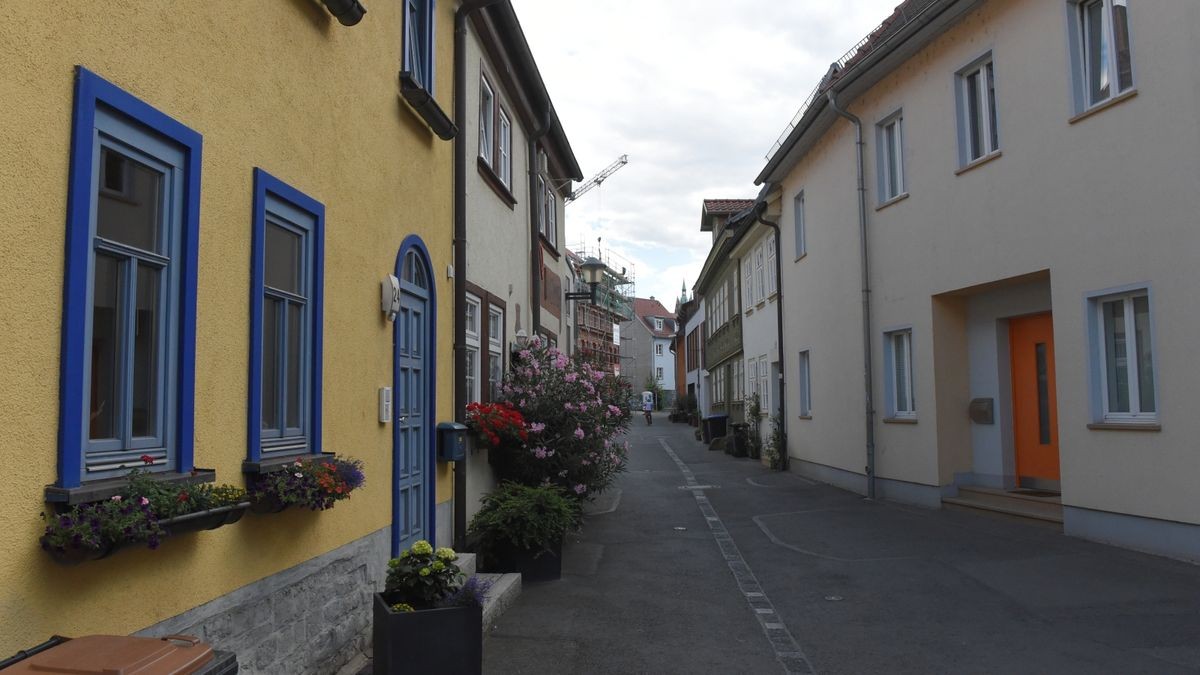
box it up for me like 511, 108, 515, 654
685, 299, 708, 415
775, 0, 1200, 523
653, 337, 676, 392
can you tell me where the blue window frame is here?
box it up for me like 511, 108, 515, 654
403, 0, 436, 92
248, 169, 325, 461
59, 67, 203, 488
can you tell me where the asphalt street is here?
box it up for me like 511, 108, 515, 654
483, 413, 1200, 674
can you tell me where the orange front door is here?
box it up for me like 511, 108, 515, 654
1010, 313, 1060, 483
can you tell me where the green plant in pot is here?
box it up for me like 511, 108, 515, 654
374, 540, 488, 675
469, 482, 579, 582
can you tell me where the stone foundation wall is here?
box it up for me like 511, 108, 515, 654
136, 528, 389, 674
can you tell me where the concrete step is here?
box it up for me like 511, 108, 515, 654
477, 572, 522, 632
943, 489, 1063, 526
457, 552, 477, 577
957, 485, 1061, 506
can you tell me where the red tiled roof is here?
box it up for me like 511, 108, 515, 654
702, 199, 755, 215
632, 297, 676, 338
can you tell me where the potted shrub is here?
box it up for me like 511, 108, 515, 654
374, 540, 487, 675
469, 482, 579, 582
249, 456, 364, 513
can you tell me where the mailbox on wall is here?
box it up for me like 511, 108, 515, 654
436, 422, 468, 462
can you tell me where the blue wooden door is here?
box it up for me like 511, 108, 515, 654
393, 250, 432, 555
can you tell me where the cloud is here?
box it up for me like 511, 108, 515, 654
511, 0, 899, 304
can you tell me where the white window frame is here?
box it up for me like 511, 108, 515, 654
758, 356, 770, 413
488, 305, 503, 402
465, 294, 481, 403
754, 244, 765, 303
656, 366, 664, 381
655, 343, 664, 356
1071, 0, 1134, 113
743, 257, 753, 310
1090, 287, 1157, 423
654, 317, 664, 332
956, 54, 999, 165
498, 110, 512, 188
793, 191, 806, 260
766, 236, 777, 296
479, 77, 495, 165
747, 357, 757, 406
885, 329, 916, 419
876, 111, 905, 203
797, 350, 811, 417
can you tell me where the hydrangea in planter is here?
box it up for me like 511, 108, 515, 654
249, 456, 364, 513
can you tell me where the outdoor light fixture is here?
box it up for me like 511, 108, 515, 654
321, 0, 366, 26
512, 329, 530, 351
566, 257, 607, 305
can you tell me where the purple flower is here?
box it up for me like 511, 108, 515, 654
528, 422, 546, 433
573, 484, 587, 495
574, 428, 585, 439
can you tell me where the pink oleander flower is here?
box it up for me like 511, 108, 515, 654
574, 427, 585, 439
573, 484, 587, 495
564, 372, 578, 383
528, 422, 546, 433
532, 447, 548, 459
564, 402, 575, 411
111, 495, 122, 502
519, 349, 532, 361
581, 459, 591, 466
139, 497, 149, 506
294, 472, 304, 478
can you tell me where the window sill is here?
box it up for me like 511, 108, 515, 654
882, 416, 918, 425
954, 150, 1002, 176
1086, 421, 1161, 432
539, 234, 560, 260
398, 71, 457, 141
476, 156, 517, 208
794, 252, 807, 264
243, 451, 336, 476
755, 300, 767, 310
45, 469, 217, 506
1069, 89, 1138, 125
875, 192, 909, 212
797, 414, 812, 420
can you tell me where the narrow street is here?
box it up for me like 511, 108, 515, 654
484, 414, 1200, 674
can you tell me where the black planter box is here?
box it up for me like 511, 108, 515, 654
161, 502, 250, 535
487, 539, 562, 582
373, 594, 481, 675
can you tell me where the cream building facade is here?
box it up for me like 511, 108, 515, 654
760, 0, 1200, 562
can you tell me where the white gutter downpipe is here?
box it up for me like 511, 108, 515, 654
826, 87, 877, 500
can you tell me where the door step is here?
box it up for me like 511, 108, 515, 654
942, 486, 1063, 526
478, 572, 522, 631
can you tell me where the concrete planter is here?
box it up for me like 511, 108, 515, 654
373, 594, 482, 675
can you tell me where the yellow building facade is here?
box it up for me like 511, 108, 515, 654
0, 1, 456, 669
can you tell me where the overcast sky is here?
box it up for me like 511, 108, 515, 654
509, 0, 899, 310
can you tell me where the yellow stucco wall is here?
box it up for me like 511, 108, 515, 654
0, 1, 455, 652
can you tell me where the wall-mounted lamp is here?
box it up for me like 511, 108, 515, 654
511, 329, 530, 352
565, 257, 607, 305
321, 0, 366, 26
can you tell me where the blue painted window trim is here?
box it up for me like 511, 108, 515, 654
392, 235, 437, 557
59, 67, 202, 489
403, 0, 437, 94
248, 169, 325, 462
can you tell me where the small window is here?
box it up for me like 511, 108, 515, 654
404, 0, 435, 92
876, 112, 905, 202
251, 170, 325, 460
732, 359, 744, 402
656, 366, 664, 381
479, 77, 495, 164
743, 257, 753, 309
793, 191, 806, 259
1072, 0, 1133, 111
61, 68, 203, 486
798, 351, 811, 416
956, 55, 999, 164
754, 245, 766, 303
498, 110, 512, 188
1092, 289, 1156, 422
885, 330, 915, 418
654, 317, 664, 331
747, 357, 758, 405
759, 357, 770, 413
655, 343, 664, 356
465, 295, 481, 403
766, 237, 777, 295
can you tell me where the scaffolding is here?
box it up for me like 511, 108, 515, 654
569, 241, 635, 322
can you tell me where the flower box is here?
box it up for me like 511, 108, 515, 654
488, 538, 563, 583
372, 593, 482, 675
160, 502, 251, 535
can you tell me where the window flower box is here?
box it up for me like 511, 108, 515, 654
248, 456, 364, 514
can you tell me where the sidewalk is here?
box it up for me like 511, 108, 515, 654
483, 413, 1200, 674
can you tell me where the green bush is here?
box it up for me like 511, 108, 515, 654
469, 482, 580, 557
384, 540, 465, 610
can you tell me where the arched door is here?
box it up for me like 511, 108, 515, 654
393, 244, 435, 555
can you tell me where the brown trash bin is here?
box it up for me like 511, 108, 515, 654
3, 634, 215, 674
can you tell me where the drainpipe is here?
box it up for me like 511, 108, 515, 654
753, 202, 788, 471
453, 0, 503, 550
528, 109, 552, 335
826, 87, 877, 500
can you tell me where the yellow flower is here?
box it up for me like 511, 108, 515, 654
432, 561, 445, 572
435, 547, 457, 561
419, 567, 431, 577
411, 540, 433, 556
390, 603, 414, 613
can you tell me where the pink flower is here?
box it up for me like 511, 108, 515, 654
294, 472, 304, 478
574, 428, 585, 439
139, 497, 149, 506
111, 495, 122, 502
532, 447, 548, 459
573, 484, 587, 495
528, 422, 546, 433
564, 402, 575, 411
564, 372, 578, 383
519, 349, 532, 361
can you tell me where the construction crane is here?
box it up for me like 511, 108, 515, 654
565, 154, 628, 204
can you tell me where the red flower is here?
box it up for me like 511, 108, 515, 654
140, 454, 155, 465
177, 490, 190, 503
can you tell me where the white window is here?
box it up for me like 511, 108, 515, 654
876, 112, 905, 202
885, 330, 915, 418
654, 318, 664, 332
655, 343, 664, 356
711, 368, 723, 404
957, 56, 999, 164
1094, 290, 1156, 421
498, 110, 512, 188
798, 350, 811, 417
465, 295, 481, 403
546, 188, 557, 247
732, 359, 743, 402
479, 77, 494, 164
766, 237, 777, 295
536, 176, 546, 236
793, 191, 806, 259
743, 257, 753, 309
747, 357, 757, 405
758, 357, 770, 413
754, 245, 765, 303
1073, 0, 1133, 111
656, 366, 664, 381
488, 305, 503, 401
